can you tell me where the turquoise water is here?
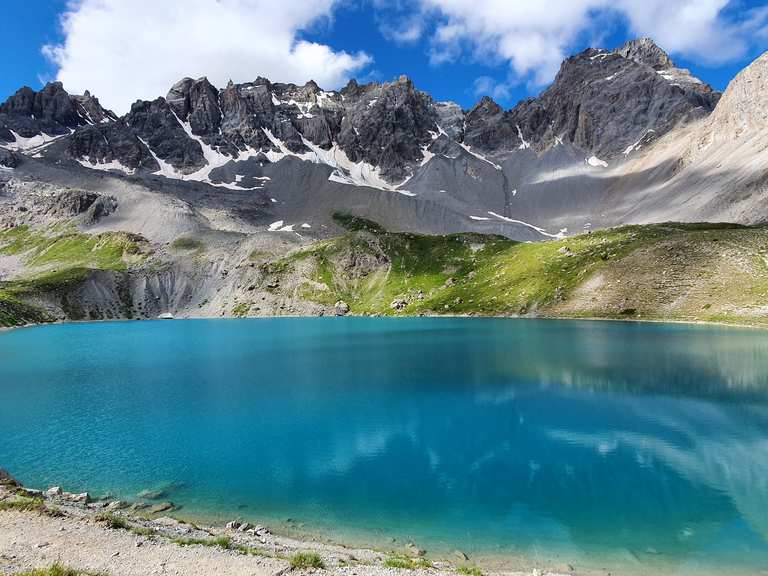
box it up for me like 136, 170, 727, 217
1, 318, 768, 575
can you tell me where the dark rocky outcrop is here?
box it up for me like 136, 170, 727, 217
44, 190, 118, 224
67, 121, 160, 172
0, 148, 19, 168
0, 82, 116, 143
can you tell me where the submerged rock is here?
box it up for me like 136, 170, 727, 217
137, 488, 167, 500
149, 501, 175, 514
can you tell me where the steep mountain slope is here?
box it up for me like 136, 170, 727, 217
597, 51, 768, 226
2, 37, 751, 244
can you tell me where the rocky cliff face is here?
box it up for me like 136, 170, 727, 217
463, 38, 720, 159
705, 51, 768, 140
0, 82, 116, 144
0, 38, 719, 186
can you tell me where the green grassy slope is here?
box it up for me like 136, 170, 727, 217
272, 216, 768, 325
0, 226, 149, 327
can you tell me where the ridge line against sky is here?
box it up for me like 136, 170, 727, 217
1, 0, 767, 114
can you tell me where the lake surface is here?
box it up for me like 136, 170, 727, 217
1, 318, 768, 575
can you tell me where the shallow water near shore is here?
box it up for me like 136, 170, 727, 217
1, 317, 768, 575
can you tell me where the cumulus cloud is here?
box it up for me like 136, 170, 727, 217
395, 0, 766, 87
43, 0, 372, 113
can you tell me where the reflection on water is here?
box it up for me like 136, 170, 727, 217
1, 318, 767, 575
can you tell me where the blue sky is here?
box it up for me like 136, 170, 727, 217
2, 1, 767, 114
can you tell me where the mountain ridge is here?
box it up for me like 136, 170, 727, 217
0, 37, 765, 247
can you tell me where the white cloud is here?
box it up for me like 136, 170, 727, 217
402, 0, 765, 87
472, 76, 510, 101
43, 0, 372, 114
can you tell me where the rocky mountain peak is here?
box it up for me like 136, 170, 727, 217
614, 37, 674, 70
0, 82, 115, 143
463, 38, 719, 158
469, 96, 503, 118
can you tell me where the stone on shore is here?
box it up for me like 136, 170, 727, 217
45, 486, 63, 497
405, 542, 426, 557
69, 492, 91, 504
153, 516, 181, 526
149, 502, 174, 514
334, 301, 350, 316
106, 500, 128, 511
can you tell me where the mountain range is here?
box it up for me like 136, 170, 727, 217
1, 37, 767, 326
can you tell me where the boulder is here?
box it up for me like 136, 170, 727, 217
105, 500, 128, 511
334, 300, 350, 316
45, 486, 63, 497
390, 299, 408, 311
0, 148, 19, 168
70, 492, 91, 504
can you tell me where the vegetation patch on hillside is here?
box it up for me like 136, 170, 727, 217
0, 226, 148, 271
0, 226, 151, 327
274, 217, 768, 325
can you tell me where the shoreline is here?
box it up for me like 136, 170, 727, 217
1, 310, 767, 336
0, 471, 579, 576
1, 472, 764, 576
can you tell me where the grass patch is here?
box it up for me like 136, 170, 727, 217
172, 535, 233, 550
14, 563, 106, 576
231, 302, 250, 317
290, 551, 325, 570
0, 497, 46, 513
0, 292, 51, 327
170, 237, 204, 252
333, 212, 387, 233
129, 525, 156, 537
0, 496, 63, 517
457, 566, 484, 576
383, 554, 432, 570
0, 226, 147, 271
95, 512, 129, 530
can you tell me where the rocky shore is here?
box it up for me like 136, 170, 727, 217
0, 470, 584, 576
